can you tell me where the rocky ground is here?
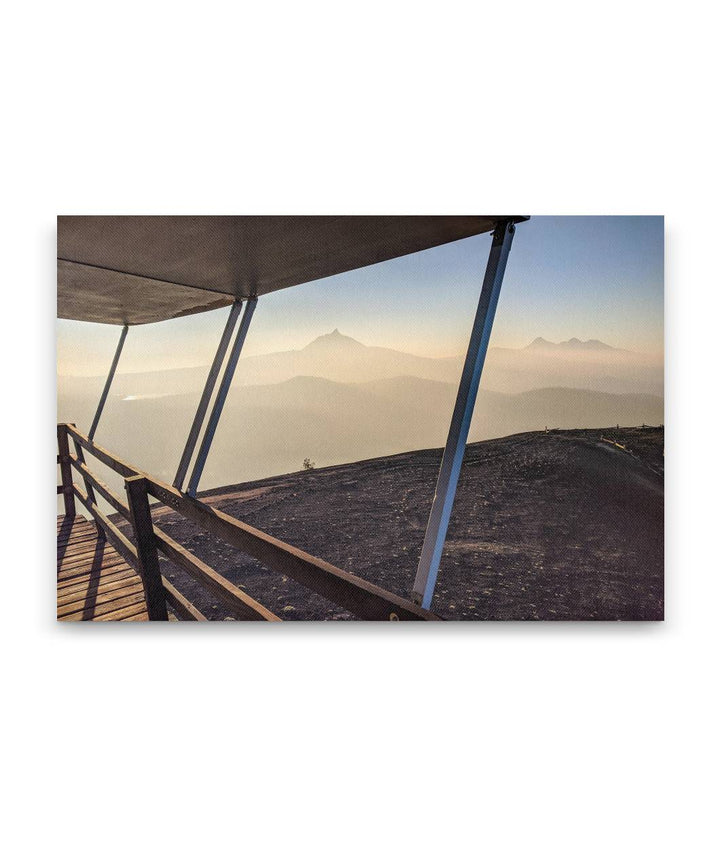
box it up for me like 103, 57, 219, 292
121, 426, 664, 621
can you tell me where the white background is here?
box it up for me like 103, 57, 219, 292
2, 2, 717, 854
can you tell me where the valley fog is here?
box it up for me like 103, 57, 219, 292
58, 331, 663, 508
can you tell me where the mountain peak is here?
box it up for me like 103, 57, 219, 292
525, 337, 615, 351
303, 330, 366, 350
527, 337, 552, 348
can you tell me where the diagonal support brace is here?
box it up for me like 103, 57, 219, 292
89, 324, 128, 441
412, 220, 518, 609
173, 301, 243, 490
186, 297, 258, 497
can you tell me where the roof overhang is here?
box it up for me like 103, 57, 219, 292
57, 215, 528, 325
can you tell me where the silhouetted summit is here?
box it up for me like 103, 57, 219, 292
525, 337, 616, 351
302, 329, 366, 350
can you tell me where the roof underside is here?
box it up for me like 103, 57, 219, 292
57, 215, 524, 326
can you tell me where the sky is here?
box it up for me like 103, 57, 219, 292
56, 216, 664, 376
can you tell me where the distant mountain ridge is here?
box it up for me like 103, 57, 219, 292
525, 336, 618, 351
59, 329, 662, 399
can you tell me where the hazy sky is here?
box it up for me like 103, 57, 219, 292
57, 216, 664, 376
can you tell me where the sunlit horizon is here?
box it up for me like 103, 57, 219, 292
57, 327, 662, 378
57, 216, 664, 376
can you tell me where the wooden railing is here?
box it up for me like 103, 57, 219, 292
56, 423, 437, 621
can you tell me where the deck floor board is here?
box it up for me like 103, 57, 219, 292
57, 515, 149, 622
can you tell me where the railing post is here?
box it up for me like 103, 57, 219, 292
56, 424, 76, 518
70, 422, 104, 539
125, 475, 168, 620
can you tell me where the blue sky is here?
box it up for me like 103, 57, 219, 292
57, 216, 664, 375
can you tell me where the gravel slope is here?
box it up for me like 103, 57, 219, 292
131, 426, 664, 621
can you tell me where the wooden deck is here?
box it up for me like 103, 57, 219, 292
57, 515, 150, 621
56, 422, 437, 621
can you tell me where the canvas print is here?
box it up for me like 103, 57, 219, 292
57, 215, 663, 621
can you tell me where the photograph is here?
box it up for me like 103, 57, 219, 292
57, 214, 663, 621
7, 4, 717, 853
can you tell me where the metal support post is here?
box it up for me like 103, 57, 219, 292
89, 324, 128, 441
186, 297, 258, 497
173, 301, 242, 490
412, 220, 518, 609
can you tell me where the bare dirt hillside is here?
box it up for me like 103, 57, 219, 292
128, 426, 663, 621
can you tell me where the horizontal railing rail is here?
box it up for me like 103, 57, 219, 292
59, 430, 275, 621
145, 477, 435, 621
70, 481, 201, 621
58, 423, 436, 621
65, 449, 280, 621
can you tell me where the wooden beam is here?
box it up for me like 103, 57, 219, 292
154, 529, 280, 621
72, 484, 138, 568
162, 577, 207, 621
56, 425, 76, 518
69, 453, 130, 520
64, 429, 272, 619
124, 476, 168, 621
63, 423, 439, 620
66, 424, 139, 479
68, 422, 105, 540
146, 479, 437, 621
